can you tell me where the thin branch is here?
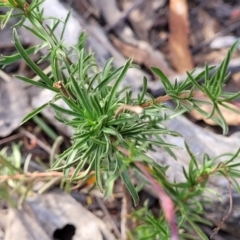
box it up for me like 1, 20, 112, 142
140, 92, 194, 108
0, 132, 23, 145
140, 95, 171, 108
210, 164, 233, 239
20, 128, 52, 154
0, 171, 95, 181
96, 196, 122, 239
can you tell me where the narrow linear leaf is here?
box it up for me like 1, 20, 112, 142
0, 46, 36, 68
151, 67, 173, 91
107, 58, 133, 108
62, 96, 84, 116
95, 66, 124, 91
118, 159, 139, 206
50, 103, 83, 118
15, 75, 58, 92
21, 102, 48, 125
13, 28, 53, 86
95, 149, 103, 191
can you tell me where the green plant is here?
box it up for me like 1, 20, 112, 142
1, 1, 240, 239
0, 142, 29, 207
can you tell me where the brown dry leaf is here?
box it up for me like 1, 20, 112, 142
169, 0, 194, 73
190, 92, 240, 126
111, 35, 175, 76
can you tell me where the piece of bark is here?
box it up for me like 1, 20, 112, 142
4, 208, 51, 240
169, 0, 194, 73
26, 190, 115, 240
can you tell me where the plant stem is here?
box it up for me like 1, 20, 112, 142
0, 171, 95, 181
140, 91, 196, 108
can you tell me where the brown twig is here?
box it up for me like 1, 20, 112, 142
0, 170, 95, 181
95, 196, 122, 239
0, 171, 64, 181
140, 91, 194, 108
20, 128, 52, 154
0, 133, 23, 145
140, 95, 172, 108
210, 164, 232, 239
53, 81, 70, 98
115, 144, 179, 240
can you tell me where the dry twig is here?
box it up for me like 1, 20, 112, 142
210, 164, 233, 239
95, 196, 122, 239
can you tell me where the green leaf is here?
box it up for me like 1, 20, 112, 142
1, 8, 13, 29
95, 148, 103, 191
118, 159, 139, 206
72, 135, 91, 150
187, 219, 208, 240
28, 0, 45, 11
70, 73, 93, 115
62, 96, 84, 116
186, 71, 204, 92
13, 29, 53, 86
0, 153, 22, 173
107, 58, 133, 108
0, 46, 37, 68
51, 42, 63, 82
50, 103, 83, 118
102, 57, 114, 79
51, 147, 73, 169
95, 66, 124, 91
60, 10, 71, 40
103, 127, 123, 140
21, 102, 48, 124
151, 67, 173, 91
23, 24, 47, 41
32, 115, 58, 141
138, 76, 148, 104
15, 75, 59, 92
63, 149, 78, 177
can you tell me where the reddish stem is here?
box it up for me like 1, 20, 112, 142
136, 162, 179, 240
